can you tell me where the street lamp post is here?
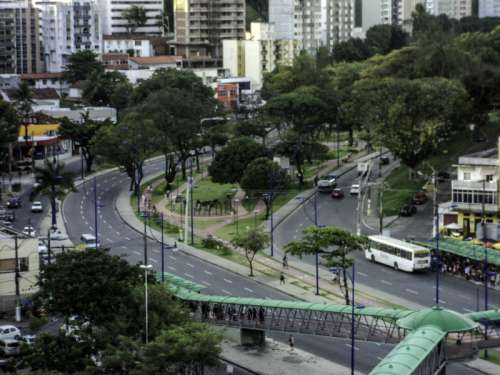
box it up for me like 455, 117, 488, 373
140, 264, 153, 344
233, 198, 239, 235
344, 263, 360, 375
161, 213, 165, 283
314, 191, 320, 296
253, 210, 259, 229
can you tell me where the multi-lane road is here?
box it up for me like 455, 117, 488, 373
60, 157, 484, 374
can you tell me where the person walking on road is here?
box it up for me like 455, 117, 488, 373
282, 254, 288, 269
280, 273, 286, 284
314, 175, 319, 187
288, 335, 295, 351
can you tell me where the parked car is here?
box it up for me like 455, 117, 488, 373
0, 340, 20, 356
38, 241, 48, 254
5, 197, 21, 209
0, 210, 14, 222
350, 184, 360, 195
331, 188, 345, 199
31, 201, 43, 213
0, 326, 21, 341
49, 229, 68, 241
317, 174, 337, 192
380, 156, 390, 165
20, 335, 36, 345
413, 192, 428, 205
400, 204, 417, 217
22, 226, 36, 237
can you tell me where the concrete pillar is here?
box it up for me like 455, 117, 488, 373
240, 328, 265, 347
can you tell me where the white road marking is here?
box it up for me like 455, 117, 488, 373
439, 299, 447, 304
357, 272, 368, 277
202, 281, 211, 286
381, 280, 392, 286
463, 307, 474, 313
133, 250, 141, 256
150, 259, 158, 264
116, 232, 120, 236
244, 287, 254, 293
376, 356, 384, 361
184, 273, 194, 278
458, 294, 470, 300
222, 289, 232, 295
405, 289, 419, 295
167, 266, 176, 271
186, 263, 195, 268
168, 255, 176, 261
120, 246, 127, 249
345, 344, 359, 351
125, 237, 131, 241
223, 278, 233, 284
204, 270, 213, 275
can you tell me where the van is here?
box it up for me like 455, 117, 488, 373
80, 234, 99, 250
0, 339, 20, 356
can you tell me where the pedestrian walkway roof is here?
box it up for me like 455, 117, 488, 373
397, 306, 478, 333
369, 325, 446, 375
416, 239, 500, 266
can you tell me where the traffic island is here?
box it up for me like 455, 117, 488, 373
240, 327, 266, 347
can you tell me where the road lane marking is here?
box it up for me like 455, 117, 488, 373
439, 299, 447, 304
381, 280, 392, 286
150, 259, 158, 263
133, 250, 141, 256
345, 344, 359, 351
202, 281, 211, 286
222, 289, 232, 295
167, 266, 176, 271
405, 289, 419, 295
204, 270, 213, 275
120, 246, 127, 249
184, 273, 194, 278
223, 278, 233, 284
125, 237, 130, 241
458, 294, 470, 300
186, 263, 195, 268
357, 272, 368, 277
244, 287, 253, 293
168, 255, 176, 261
376, 356, 383, 361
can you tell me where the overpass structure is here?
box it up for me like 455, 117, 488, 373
160, 272, 500, 375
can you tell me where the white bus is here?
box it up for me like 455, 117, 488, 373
365, 235, 430, 272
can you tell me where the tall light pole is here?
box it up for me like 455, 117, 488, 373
253, 210, 259, 229
233, 198, 239, 235
432, 170, 441, 306
94, 176, 98, 246
345, 263, 360, 375
314, 191, 320, 296
140, 264, 153, 344
161, 213, 165, 283
481, 179, 489, 358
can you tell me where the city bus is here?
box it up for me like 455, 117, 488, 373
365, 235, 431, 272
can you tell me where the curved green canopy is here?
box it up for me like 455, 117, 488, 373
397, 306, 478, 333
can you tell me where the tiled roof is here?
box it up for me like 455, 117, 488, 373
129, 56, 182, 65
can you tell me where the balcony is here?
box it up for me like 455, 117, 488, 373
449, 202, 498, 214
452, 180, 497, 192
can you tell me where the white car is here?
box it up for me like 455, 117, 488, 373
22, 226, 36, 237
0, 339, 20, 356
31, 201, 43, 213
49, 229, 68, 241
0, 326, 21, 341
20, 334, 36, 345
38, 241, 48, 254
317, 174, 337, 192
350, 184, 360, 195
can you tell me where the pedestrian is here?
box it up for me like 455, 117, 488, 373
314, 175, 319, 187
288, 335, 295, 351
280, 273, 286, 284
282, 254, 288, 269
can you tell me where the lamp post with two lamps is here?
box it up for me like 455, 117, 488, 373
140, 264, 153, 344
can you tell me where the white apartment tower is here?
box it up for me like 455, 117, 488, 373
427, 0, 473, 19
101, 0, 165, 35
480, 0, 500, 17
34, 0, 103, 72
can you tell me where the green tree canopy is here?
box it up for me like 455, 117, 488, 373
63, 50, 104, 83
121, 5, 148, 33
332, 38, 372, 63
208, 137, 269, 183
82, 70, 130, 107
365, 24, 409, 55
232, 228, 269, 276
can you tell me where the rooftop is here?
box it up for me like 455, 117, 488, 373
397, 306, 478, 333
20, 72, 64, 80
129, 56, 182, 65
3, 88, 60, 100
458, 147, 498, 166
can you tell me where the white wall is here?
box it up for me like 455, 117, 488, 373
119, 69, 155, 84
244, 40, 263, 89
480, 0, 500, 17
101, 0, 164, 35
222, 40, 241, 77
103, 38, 153, 57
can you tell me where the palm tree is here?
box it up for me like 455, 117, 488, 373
12, 82, 35, 161
33, 160, 76, 228
121, 5, 148, 33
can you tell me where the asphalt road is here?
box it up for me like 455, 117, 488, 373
61, 158, 483, 374
273, 163, 500, 314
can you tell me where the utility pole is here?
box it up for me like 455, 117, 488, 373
161, 213, 165, 283
93, 177, 98, 247
14, 235, 20, 322
190, 157, 194, 245
350, 263, 355, 375
143, 213, 148, 266
269, 172, 274, 257
378, 183, 384, 234
314, 191, 319, 296
482, 179, 489, 358
433, 171, 441, 306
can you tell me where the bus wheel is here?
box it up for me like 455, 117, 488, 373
371, 255, 375, 262
394, 262, 399, 271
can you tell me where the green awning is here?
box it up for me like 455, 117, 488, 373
415, 239, 500, 266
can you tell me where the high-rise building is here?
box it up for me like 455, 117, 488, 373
0, 0, 43, 74
479, 0, 500, 17
100, 0, 165, 35
427, 0, 473, 19
174, 0, 245, 59
34, 0, 103, 72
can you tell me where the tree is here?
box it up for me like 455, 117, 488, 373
63, 50, 104, 83
285, 226, 366, 305
33, 160, 75, 228
82, 70, 129, 107
121, 5, 148, 33
240, 157, 289, 219
332, 38, 372, 63
349, 77, 469, 174
234, 118, 272, 145
0, 100, 19, 175
365, 24, 408, 55
232, 228, 269, 277
38, 250, 142, 326
93, 112, 158, 195
109, 80, 134, 118
208, 137, 269, 183
59, 113, 110, 173
12, 81, 34, 121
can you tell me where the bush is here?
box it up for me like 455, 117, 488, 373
29, 316, 48, 332
201, 236, 231, 255
12, 183, 21, 192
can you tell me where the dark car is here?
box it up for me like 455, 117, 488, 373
413, 192, 428, 205
5, 197, 21, 209
380, 156, 390, 165
331, 188, 344, 199
400, 204, 417, 217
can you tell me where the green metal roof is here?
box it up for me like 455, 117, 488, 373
416, 239, 500, 266
397, 306, 478, 333
369, 325, 446, 375
158, 272, 206, 293
465, 309, 500, 323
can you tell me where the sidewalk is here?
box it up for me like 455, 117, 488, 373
465, 357, 500, 375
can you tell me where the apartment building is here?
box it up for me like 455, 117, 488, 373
34, 0, 102, 72
223, 22, 298, 89
427, 0, 473, 19
174, 0, 245, 59
439, 146, 500, 240
0, 0, 44, 74
480, 0, 500, 17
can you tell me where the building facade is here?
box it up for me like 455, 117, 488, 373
103, 34, 155, 56
174, 0, 246, 59
0, 0, 44, 74
34, 0, 103, 72
427, 0, 473, 19
479, 0, 500, 17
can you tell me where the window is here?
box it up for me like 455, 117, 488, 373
463, 172, 471, 180
0, 258, 28, 272
486, 174, 494, 182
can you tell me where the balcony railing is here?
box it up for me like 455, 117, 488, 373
451, 180, 497, 191
449, 202, 498, 214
